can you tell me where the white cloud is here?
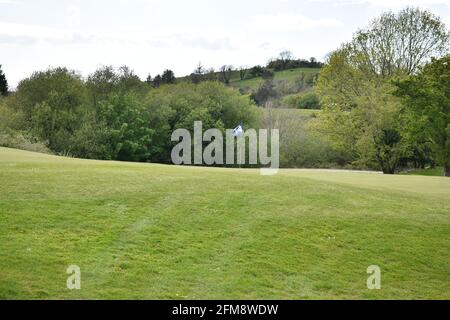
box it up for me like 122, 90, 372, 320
66, 6, 81, 29
308, 0, 450, 9
249, 13, 342, 30
0, 21, 233, 50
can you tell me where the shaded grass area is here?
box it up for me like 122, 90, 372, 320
0, 147, 449, 299
401, 167, 444, 177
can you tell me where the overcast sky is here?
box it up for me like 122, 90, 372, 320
1, 0, 450, 88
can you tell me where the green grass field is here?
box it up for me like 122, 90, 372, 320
1, 147, 449, 299
402, 167, 445, 176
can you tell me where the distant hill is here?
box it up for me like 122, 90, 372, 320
176, 67, 321, 90
230, 67, 321, 91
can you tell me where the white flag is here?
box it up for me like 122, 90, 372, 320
233, 123, 244, 137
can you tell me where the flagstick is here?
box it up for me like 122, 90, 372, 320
239, 150, 242, 169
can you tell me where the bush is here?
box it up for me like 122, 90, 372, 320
260, 109, 349, 168
284, 92, 320, 109
250, 80, 278, 106
0, 129, 50, 154
145, 81, 261, 162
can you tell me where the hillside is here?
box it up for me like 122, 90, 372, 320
229, 68, 321, 91
177, 67, 321, 91
1, 147, 449, 299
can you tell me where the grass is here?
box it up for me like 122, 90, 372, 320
230, 68, 320, 90
402, 167, 445, 177
264, 108, 321, 118
0, 147, 449, 299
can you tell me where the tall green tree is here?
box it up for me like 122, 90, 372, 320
87, 65, 146, 107
0, 65, 8, 96
316, 7, 449, 173
394, 56, 450, 177
161, 69, 176, 84
14, 67, 87, 153
97, 93, 154, 161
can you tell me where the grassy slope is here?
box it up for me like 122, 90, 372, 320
0, 147, 449, 299
264, 108, 321, 118
402, 167, 445, 177
230, 68, 320, 90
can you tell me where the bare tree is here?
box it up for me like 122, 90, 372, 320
351, 7, 449, 77
219, 65, 233, 84
190, 62, 205, 84
279, 50, 294, 69
238, 66, 248, 80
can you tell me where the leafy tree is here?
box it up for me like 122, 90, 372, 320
152, 74, 162, 88
96, 93, 154, 161
248, 65, 265, 78
14, 68, 87, 153
251, 80, 277, 106
394, 56, 450, 176
284, 92, 320, 109
145, 81, 260, 163
86, 66, 146, 107
146, 74, 152, 85
86, 66, 119, 107
161, 69, 176, 84
316, 7, 449, 174
117, 66, 146, 93
352, 7, 449, 77
0, 65, 8, 96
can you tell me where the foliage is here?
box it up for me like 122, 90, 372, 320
0, 129, 50, 154
284, 91, 320, 109
13, 68, 87, 153
145, 81, 260, 162
219, 65, 233, 84
351, 7, 449, 77
161, 69, 176, 84
87, 66, 147, 106
394, 55, 450, 176
0, 65, 8, 96
316, 7, 449, 174
262, 108, 350, 168
250, 80, 278, 106
96, 93, 154, 161
267, 55, 323, 71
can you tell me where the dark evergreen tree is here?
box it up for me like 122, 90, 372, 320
0, 65, 8, 96
161, 69, 175, 84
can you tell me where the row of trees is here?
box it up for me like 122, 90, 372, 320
316, 7, 449, 175
185, 53, 322, 86
146, 69, 176, 88
0, 66, 260, 162
2, 7, 447, 175
267, 51, 323, 71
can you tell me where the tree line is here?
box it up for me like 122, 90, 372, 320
0, 65, 259, 162
0, 7, 449, 175
316, 7, 449, 176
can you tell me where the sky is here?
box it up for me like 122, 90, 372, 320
1, 0, 450, 88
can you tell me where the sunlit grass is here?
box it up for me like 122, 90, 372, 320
0, 147, 449, 299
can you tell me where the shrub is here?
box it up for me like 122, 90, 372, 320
283, 92, 320, 109
0, 129, 50, 154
